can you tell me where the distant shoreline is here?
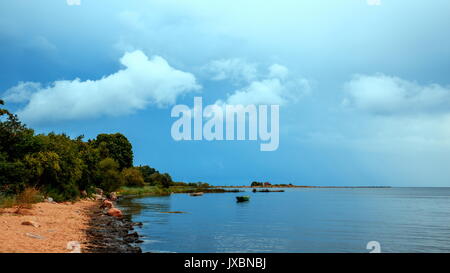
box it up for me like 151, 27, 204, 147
214, 185, 392, 189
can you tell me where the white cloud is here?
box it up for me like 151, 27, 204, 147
204, 58, 258, 84
222, 63, 310, 106
2, 82, 42, 103
343, 74, 450, 115
334, 74, 450, 185
3, 50, 200, 123
203, 59, 310, 106
268, 64, 289, 80
226, 79, 287, 105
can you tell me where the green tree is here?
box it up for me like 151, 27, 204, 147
0, 100, 151, 201
92, 133, 133, 170
0, 152, 30, 194
149, 172, 173, 188
97, 157, 124, 193
122, 167, 145, 187
136, 165, 158, 183
21, 133, 86, 201
75, 136, 101, 191
0, 100, 40, 161
0, 100, 38, 194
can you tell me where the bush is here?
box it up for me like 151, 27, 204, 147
136, 165, 158, 183
16, 187, 43, 209
122, 167, 145, 187
0, 194, 16, 209
0, 156, 30, 195
0, 187, 43, 209
149, 172, 173, 188
98, 158, 124, 193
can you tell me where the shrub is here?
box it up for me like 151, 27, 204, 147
136, 165, 158, 183
97, 158, 124, 193
16, 187, 43, 209
0, 194, 16, 209
122, 167, 145, 187
149, 172, 173, 188
0, 156, 30, 195
0, 187, 43, 209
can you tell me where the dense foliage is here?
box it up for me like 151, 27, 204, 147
91, 133, 133, 170
0, 100, 174, 201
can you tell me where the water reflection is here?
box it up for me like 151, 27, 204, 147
118, 196, 173, 225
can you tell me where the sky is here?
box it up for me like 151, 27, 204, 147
1, 0, 450, 186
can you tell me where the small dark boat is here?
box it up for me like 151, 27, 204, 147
254, 189, 285, 193
236, 196, 250, 202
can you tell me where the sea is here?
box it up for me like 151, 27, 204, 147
118, 187, 450, 253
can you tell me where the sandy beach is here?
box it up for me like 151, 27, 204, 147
0, 200, 97, 253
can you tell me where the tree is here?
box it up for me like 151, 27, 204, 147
122, 167, 145, 187
149, 172, 173, 188
0, 100, 166, 201
92, 133, 133, 170
136, 165, 158, 183
31, 133, 84, 200
195, 182, 210, 188
0, 100, 40, 161
0, 100, 38, 195
97, 157, 124, 193
75, 137, 101, 191
0, 152, 30, 194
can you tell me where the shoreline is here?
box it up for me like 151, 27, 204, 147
83, 198, 143, 253
214, 185, 392, 189
0, 199, 142, 253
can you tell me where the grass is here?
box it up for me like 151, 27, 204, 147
0, 187, 43, 210
0, 195, 16, 209
118, 186, 171, 196
118, 185, 243, 197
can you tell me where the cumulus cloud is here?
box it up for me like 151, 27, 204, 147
2, 50, 200, 123
2, 82, 42, 103
268, 64, 289, 80
226, 79, 287, 105
204, 58, 258, 84
221, 63, 310, 106
343, 74, 450, 115
203, 59, 310, 106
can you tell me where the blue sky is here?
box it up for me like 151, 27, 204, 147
1, 0, 450, 186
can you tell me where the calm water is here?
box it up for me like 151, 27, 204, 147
118, 188, 450, 253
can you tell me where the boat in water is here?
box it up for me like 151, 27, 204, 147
252, 189, 285, 193
190, 192, 204, 196
236, 196, 250, 202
